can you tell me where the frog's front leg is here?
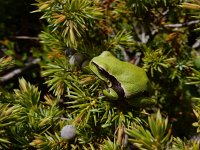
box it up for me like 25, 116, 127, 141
103, 88, 119, 100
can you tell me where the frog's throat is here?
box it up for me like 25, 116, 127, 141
93, 63, 125, 98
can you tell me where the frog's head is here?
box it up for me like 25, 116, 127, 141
89, 51, 114, 84
89, 51, 126, 99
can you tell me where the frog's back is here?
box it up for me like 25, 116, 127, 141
118, 61, 149, 97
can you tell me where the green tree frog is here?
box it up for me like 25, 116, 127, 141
89, 51, 149, 100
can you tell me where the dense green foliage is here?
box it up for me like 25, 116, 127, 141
1, 0, 200, 149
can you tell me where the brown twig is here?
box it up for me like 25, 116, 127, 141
9, 36, 39, 40
0, 58, 41, 83
164, 20, 200, 28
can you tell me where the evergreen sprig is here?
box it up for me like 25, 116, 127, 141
126, 110, 172, 150
0, 104, 22, 149
1, 78, 63, 149
172, 137, 200, 150
143, 48, 171, 76
33, 0, 103, 47
0, 56, 14, 72
39, 30, 66, 53
30, 132, 69, 149
106, 30, 135, 52
100, 138, 121, 150
187, 68, 200, 85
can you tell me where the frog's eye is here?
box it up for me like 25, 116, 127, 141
106, 80, 112, 87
